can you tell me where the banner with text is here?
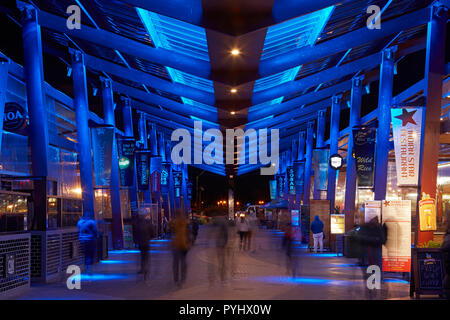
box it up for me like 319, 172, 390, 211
136, 150, 151, 191
173, 170, 183, 198
287, 166, 295, 195
277, 174, 285, 198
312, 149, 329, 191
161, 162, 171, 194
91, 126, 114, 187
382, 200, 411, 272
117, 137, 136, 187
269, 180, 277, 200
293, 160, 305, 195
353, 126, 376, 188
391, 107, 424, 186
150, 156, 162, 193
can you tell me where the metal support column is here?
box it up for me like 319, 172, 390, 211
0, 57, 9, 152
327, 94, 342, 213
303, 121, 315, 205
344, 76, 363, 232
313, 109, 326, 199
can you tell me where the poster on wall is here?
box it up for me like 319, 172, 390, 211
391, 107, 424, 186
117, 137, 136, 187
293, 160, 305, 195
269, 180, 277, 200
91, 126, 114, 187
419, 196, 437, 231
365, 201, 382, 223
312, 149, 329, 191
330, 214, 345, 234
382, 200, 411, 272
287, 166, 296, 195
173, 170, 182, 198
136, 150, 151, 191
353, 126, 376, 188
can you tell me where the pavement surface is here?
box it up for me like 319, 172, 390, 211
14, 225, 411, 300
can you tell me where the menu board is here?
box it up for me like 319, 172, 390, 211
330, 214, 345, 234
309, 200, 330, 248
382, 200, 411, 272
411, 248, 445, 297
365, 201, 381, 223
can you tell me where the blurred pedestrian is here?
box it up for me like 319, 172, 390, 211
134, 210, 154, 280
191, 218, 199, 245
442, 229, 450, 300
77, 214, 98, 275
310, 215, 324, 253
171, 210, 191, 287
245, 214, 257, 251
236, 214, 249, 250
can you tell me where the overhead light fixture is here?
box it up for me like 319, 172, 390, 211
230, 111, 236, 115
230, 88, 237, 93
231, 49, 240, 56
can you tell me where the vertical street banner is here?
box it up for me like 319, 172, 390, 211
277, 174, 285, 198
161, 162, 171, 195
135, 150, 151, 191
312, 149, 329, 191
391, 107, 424, 186
187, 182, 193, 200
287, 166, 296, 195
269, 180, 277, 200
293, 160, 305, 195
117, 137, 136, 187
352, 126, 376, 188
419, 196, 437, 231
150, 156, 162, 193
91, 125, 114, 187
382, 200, 411, 272
365, 201, 382, 223
173, 170, 183, 198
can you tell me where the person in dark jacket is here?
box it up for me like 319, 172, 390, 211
134, 213, 154, 280
191, 218, 199, 245
77, 215, 98, 274
311, 215, 324, 253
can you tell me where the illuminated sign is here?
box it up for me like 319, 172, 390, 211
419, 195, 437, 231
287, 166, 295, 195
118, 157, 130, 169
3, 102, 28, 132
329, 154, 343, 170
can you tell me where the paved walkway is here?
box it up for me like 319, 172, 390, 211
16, 226, 410, 300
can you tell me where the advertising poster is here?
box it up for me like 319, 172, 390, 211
173, 170, 183, 198
419, 197, 437, 231
135, 150, 151, 191
365, 201, 382, 223
117, 137, 136, 187
287, 166, 295, 195
391, 107, 424, 186
269, 180, 277, 200
150, 156, 162, 193
293, 160, 305, 195
312, 149, 329, 191
91, 126, 114, 187
382, 200, 411, 272
330, 214, 345, 234
353, 126, 376, 188
161, 162, 171, 194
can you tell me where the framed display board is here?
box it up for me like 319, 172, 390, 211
410, 248, 445, 299
309, 200, 330, 249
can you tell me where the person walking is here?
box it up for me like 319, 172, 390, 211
77, 214, 98, 275
191, 218, 199, 245
171, 210, 191, 287
134, 211, 154, 280
236, 214, 249, 250
310, 215, 324, 253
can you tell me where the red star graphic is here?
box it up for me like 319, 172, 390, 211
395, 109, 417, 126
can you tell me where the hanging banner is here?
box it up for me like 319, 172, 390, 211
382, 200, 411, 273
91, 126, 114, 187
312, 149, 329, 191
287, 166, 295, 195
117, 137, 136, 187
173, 170, 183, 198
365, 201, 382, 223
135, 150, 151, 191
161, 162, 171, 195
293, 160, 305, 195
391, 107, 424, 186
150, 156, 162, 193
353, 126, 376, 188
187, 182, 193, 200
276, 174, 285, 198
419, 196, 437, 232
269, 180, 277, 200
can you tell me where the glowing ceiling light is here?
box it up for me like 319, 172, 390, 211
230, 88, 237, 93
230, 111, 236, 115
231, 49, 240, 56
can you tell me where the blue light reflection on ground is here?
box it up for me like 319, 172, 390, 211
306, 253, 340, 258
249, 276, 354, 286
109, 249, 166, 254
100, 260, 132, 264
383, 278, 409, 284
79, 273, 130, 281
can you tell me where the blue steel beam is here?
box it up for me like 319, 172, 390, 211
0, 58, 8, 152
303, 121, 315, 205
112, 82, 217, 122
259, 8, 429, 78
35, 8, 211, 79
83, 54, 215, 106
